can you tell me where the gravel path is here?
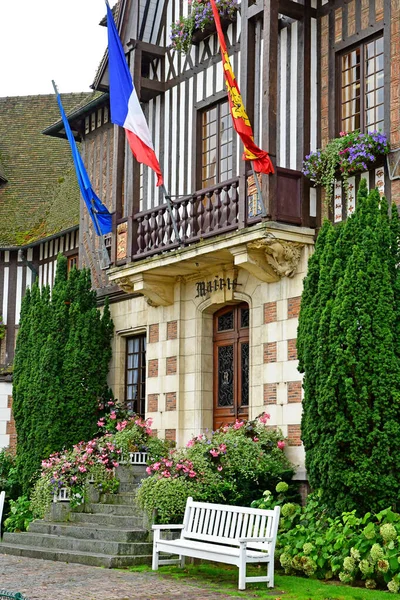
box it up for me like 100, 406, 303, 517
0, 555, 249, 600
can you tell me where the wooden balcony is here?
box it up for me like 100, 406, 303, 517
114, 168, 308, 265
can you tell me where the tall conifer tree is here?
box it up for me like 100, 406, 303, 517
13, 256, 113, 492
299, 181, 400, 514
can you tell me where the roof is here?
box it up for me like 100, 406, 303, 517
43, 91, 107, 140
0, 93, 89, 247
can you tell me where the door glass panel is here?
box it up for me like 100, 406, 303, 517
218, 311, 234, 331
241, 343, 249, 407
218, 345, 234, 407
241, 308, 249, 328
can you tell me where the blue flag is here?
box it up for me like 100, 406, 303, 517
54, 88, 112, 236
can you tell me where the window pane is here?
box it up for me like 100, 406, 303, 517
126, 335, 146, 417
201, 100, 233, 187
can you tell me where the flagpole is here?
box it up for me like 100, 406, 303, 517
161, 185, 182, 244
250, 164, 268, 218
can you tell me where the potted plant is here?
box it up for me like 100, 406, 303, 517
302, 130, 390, 202
170, 0, 239, 54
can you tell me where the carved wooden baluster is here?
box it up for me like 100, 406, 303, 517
231, 181, 239, 225
165, 206, 173, 246
136, 216, 145, 254
143, 214, 151, 252
189, 195, 199, 239
181, 199, 189, 240
150, 211, 157, 249
174, 201, 181, 243
221, 184, 231, 228
197, 194, 205, 236
158, 208, 166, 248
214, 187, 222, 229
204, 192, 213, 233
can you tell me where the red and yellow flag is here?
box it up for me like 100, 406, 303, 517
209, 0, 274, 174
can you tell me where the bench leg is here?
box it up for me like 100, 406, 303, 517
180, 555, 185, 568
267, 560, 274, 588
238, 553, 246, 590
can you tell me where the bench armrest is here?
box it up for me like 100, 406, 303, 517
238, 537, 273, 543
152, 524, 185, 530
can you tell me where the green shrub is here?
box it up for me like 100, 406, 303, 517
270, 491, 400, 593
0, 449, 21, 501
298, 182, 400, 514
136, 414, 293, 523
3, 496, 33, 532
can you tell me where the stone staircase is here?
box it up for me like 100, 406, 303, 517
0, 465, 153, 567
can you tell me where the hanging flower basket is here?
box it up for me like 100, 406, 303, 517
302, 130, 390, 202
170, 0, 239, 54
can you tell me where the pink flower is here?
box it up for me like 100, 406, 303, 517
258, 413, 270, 424
153, 462, 161, 471
339, 131, 347, 137
233, 419, 244, 430
78, 466, 87, 473
109, 412, 117, 420
188, 471, 196, 478
186, 439, 195, 448
112, 461, 119, 468
253, 437, 259, 442
277, 441, 285, 449
146, 418, 153, 427
219, 444, 227, 453
107, 400, 115, 406
146, 466, 152, 475
71, 475, 78, 483
97, 419, 105, 427
86, 448, 93, 454
210, 449, 219, 458
217, 465, 223, 472
116, 420, 128, 431
162, 470, 171, 478
165, 460, 173, 468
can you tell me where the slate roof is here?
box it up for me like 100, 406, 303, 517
0, 93, 91, 247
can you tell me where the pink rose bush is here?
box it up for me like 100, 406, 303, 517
137, 413, 292, 524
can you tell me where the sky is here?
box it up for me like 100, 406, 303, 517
0, 0, 109, 97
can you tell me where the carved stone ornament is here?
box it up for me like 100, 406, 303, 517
248, 239, 303, 278
118, 276, 135, 294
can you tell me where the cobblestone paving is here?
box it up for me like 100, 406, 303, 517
0, 555, 248, 600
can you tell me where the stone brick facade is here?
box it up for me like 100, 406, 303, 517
148, 394, 159, 412
148, 359, 159, 378
166, 392, 177, 411
149, 324, 159, 344
263, 342, 277, 363
263, 383, 277, 405
166, 356, 177, 375
263, 302, 277, 324
167, 321, 178, 340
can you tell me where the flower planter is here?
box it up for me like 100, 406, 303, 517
119, 451, 148, 465
191, 14, 235, 45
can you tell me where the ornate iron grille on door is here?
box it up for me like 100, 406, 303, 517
213, 304, 249, 430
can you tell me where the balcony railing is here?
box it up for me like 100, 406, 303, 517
115, 168, 306, 263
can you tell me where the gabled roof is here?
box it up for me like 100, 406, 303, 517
0, 93, 89, 247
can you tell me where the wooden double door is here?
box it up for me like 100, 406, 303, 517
213, 303, 249, 430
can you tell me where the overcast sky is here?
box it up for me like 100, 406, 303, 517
0, 0, 108, 97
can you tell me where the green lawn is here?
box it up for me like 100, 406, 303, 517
128, 564, 391, 599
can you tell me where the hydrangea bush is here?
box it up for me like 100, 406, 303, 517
258, 485, 400, 594
302, 130, 389, 202
136, 414, 294, 523
170, 0, 239, 54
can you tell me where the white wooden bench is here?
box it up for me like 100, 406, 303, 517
152, 497, 280, 590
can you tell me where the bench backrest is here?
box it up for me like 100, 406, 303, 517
181, 497, 280, 553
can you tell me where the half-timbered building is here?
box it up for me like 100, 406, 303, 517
0, 93, 90, 450
43, 0, 400, 484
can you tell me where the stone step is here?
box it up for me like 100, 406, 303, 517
100, 492, 138, 505
118, 481, 141, 493
29, 520, 148, 542
0, 542, 152, 568
87, 503, 138, 516
2, 532, 152, 556
68, 511, 147, 528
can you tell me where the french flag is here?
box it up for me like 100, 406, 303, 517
105, 1, 163, 186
